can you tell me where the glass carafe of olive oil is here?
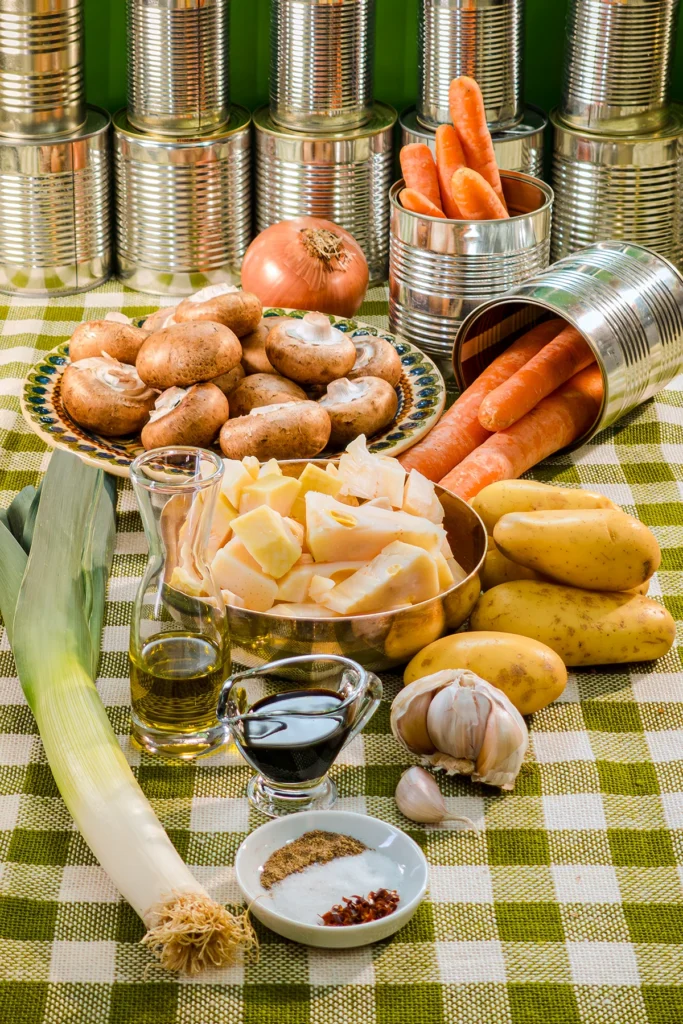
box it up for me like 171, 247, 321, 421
129, 447, 229, 759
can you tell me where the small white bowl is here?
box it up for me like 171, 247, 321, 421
234, 810, 429, 948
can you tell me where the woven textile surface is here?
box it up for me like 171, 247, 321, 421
1, 283, 683, 1024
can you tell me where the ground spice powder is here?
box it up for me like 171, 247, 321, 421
260, 831, 367, 890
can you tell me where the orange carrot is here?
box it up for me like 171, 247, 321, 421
449, 76, 506, 210
398, 320, 566, 481
451, 168, 509, 221
440, 365, 604, 500
400, 188, 447, 218
435, 125, 466, 219
478, 325, 596, 431
400, 144, 443, 211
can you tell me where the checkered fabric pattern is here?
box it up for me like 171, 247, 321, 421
1, 283, 683, 1024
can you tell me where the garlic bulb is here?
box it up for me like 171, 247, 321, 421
391, 669, 528, 790
395, 766, 476, 829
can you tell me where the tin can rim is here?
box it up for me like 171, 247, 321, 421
253, 102, 397, 140
113, 105, 251, 143
550, 103, 683, 141
390, 171, 554, 224
400, 105, 547, 139
0, 105, 109, 147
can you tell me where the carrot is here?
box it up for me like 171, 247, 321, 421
451, 168, 509, 221
440, 365, 604, 501
435, 125, 466, 219
400, 144, 443, 211
478, 325, 596, 431
400, 188, 447, 219
449, 76, 506, 210
398, 320, 566, 481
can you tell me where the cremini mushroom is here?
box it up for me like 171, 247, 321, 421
141, 384, 229, 450
211, 364, 245, 397
136, 321, 242, 390
229, 373, 307, 417
69, 315, 149, 365
265, 311, 357, 385
61, 355, 157, 437
143, 306, 178, 332
318, 376, 398, 447
175, 284, 262, 338
219, 401, 331, 461
240, 319, 284, 375
348, 333, 402, 387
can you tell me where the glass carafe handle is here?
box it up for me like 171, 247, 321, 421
342, 670, 382, 749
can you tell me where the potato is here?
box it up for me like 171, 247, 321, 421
494, 508, 661, 592
481, 537, 543, 590
404, 630, 567, 714
471, 479, 618, 534
471, 580, 676, 667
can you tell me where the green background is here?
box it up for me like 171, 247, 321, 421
85, 0, 683, 120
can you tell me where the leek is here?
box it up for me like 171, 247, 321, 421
0, 451, 255, 973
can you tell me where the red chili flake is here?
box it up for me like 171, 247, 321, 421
320, 888, 400, 927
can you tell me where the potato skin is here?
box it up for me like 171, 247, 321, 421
230, 373, 307, 417
404, 630, 567, 714
471, 580, 676, 667
481, 537, 543, 590
136, 322, 242, 389
494, 509, 661, 592
471, 480, 618, 534
219, 401, 331, 461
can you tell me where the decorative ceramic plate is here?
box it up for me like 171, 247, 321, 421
20, 308, 446, 478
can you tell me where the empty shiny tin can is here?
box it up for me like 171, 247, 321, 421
127, 0, 229, 137
389, 171, 553, 361
453, 241, 683, 449
270, 0, 374, 132
0, 0, 85, 138
551, 107, 683, 268
0, 106, 111, 295
400, 105, 547, 180
253, 103, 395, 284
418, 0, 524, 132
562, 0, 680, 135
113, 105, 251, 296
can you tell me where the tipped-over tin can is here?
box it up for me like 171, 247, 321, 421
113, 106, 251, 296
418, 0, 524, 132
253, 103, 395, 284
270, 0, 375, 132
551, 107, 683, 269
0, 107, 111, 295
400, 106, 546, 180
453, 241, 683, 449
0, 0, 85, 138
389, 171, 553, 361
127, 0, 230, 136
561, 0, 680, 135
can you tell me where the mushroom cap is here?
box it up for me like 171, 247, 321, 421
229, 373, 307, 417
318, 375, 398, 447
211, 363, 245, 397
143, 306, 178, 332
219, 400, 331, 461
69, 320, 149, 365
240, 319, 283, 375
348, 335, 403, 387
136, 321, 242, 389
61, 358, 157, 437
265, 312, 357, 385
141, 383, 229, 450
175, 285, 263, 338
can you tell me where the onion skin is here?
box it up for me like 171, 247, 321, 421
240, 217, 369, 318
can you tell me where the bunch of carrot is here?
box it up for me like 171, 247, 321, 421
399, 321, 604, 501
400, 76, 509, 222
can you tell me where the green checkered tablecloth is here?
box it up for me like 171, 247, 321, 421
1, 282, 683, 1024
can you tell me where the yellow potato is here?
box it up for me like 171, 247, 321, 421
471, 580, 676, 667
494, 508, 661, 592
471, 479, 618, 534
404, 630, 567, 714
481, 537, 543, 591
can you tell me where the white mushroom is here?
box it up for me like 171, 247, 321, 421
318, 376, 398, 446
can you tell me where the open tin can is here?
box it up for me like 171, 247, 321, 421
453, 241, 683, 449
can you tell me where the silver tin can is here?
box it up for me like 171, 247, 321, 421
400, 105, 547, 180
389, 171, 553, 361
127, 0, 229, 137
270, 0, 375, 132
253, 103, 395, 285
0, 107, 111, 296
0, 0, 85, 138
113, 106, 251, 296
418, 0, 524, 132
561, 0, 680, 135
551, 107, 683, 269
453, 241, 683, 449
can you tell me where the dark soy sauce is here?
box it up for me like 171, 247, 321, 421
241, 689, 352, 784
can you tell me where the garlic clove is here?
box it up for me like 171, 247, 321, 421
474, 691, 529, 791
390, 671, 455, 756
426, 683, 490, 762
395, 766, 448, 823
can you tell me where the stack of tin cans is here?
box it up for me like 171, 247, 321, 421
551, 0, 682, 266
401, 0, 546, 180
254, 0, 395, 284
114, 0, 251, 295
0, 0, 111, 296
